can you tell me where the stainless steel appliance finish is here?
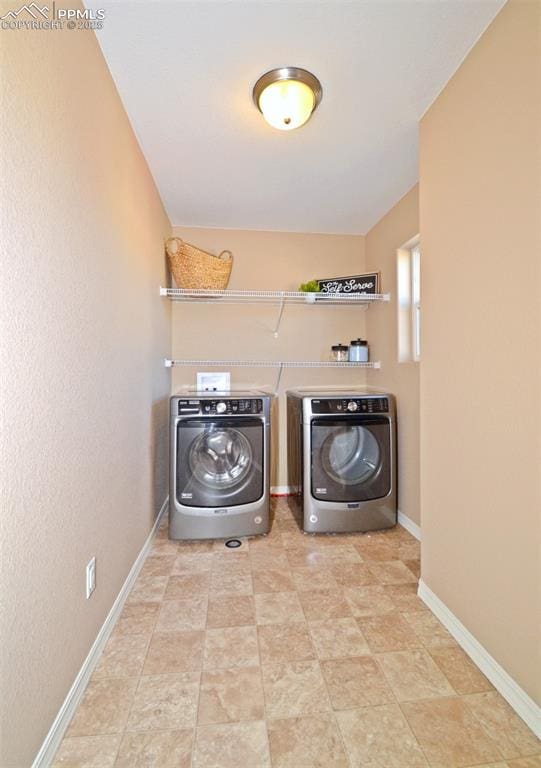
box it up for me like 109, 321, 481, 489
287, 389, 396, 533
170, 391, 271, 540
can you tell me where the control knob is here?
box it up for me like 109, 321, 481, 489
216, 401, 227, 414
347, 400, 358, 412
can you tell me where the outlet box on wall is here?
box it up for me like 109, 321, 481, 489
197, 372, 231, 392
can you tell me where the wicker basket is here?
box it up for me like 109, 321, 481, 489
165, 237, 233, 290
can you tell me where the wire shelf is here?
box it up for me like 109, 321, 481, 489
165, 359, 381, 369
160, 287, 390, 305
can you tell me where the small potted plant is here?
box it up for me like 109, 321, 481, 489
299, 279, 321, 302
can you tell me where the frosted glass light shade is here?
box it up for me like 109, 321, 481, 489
258, 79, 315, 131
253, 68, 322, 131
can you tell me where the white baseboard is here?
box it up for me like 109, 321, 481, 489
271, 485, 297, 495
418, 578, 541, 739
32, 497, 169, 768
397, 509, 422, 540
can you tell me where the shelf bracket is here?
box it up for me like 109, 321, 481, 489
272, 294, 286, 338
274, 363, 284, 393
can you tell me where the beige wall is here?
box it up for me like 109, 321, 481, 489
169, 227, 368, 487
420, 0, 541, 703
0, 13, 171, 767
366, 186, 420, 526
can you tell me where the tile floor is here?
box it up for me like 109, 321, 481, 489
54, 498, 540, 768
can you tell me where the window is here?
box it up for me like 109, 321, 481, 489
397, 237, 421, 362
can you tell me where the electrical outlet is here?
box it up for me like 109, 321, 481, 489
86, 557, 96, 599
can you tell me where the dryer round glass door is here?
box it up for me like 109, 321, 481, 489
310, 416, 392, 502
321, 426, 380, 485
189, 428, 252, 489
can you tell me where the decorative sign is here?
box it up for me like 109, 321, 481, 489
317, 272, 380, 295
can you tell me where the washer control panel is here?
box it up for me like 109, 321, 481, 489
311, 397, 389, 414
178, 399, 264, 416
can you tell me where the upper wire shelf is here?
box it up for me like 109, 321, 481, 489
160, 287, 390, 306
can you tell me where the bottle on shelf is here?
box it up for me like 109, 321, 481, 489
348, 338, 369, 362
331, 343, 349, 362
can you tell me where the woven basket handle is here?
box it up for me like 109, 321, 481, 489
165, 237, 183, 257
218, 250, 233, 262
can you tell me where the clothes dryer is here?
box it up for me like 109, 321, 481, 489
287, 389, 396, 533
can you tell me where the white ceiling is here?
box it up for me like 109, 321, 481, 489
90, 0, 506, 234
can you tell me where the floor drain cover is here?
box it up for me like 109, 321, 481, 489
225, 539, 242, 549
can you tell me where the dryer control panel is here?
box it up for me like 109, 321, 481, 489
178, 399, 264, 416
311, 397, 389, 414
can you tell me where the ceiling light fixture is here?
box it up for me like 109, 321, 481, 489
253, 67, 323, 131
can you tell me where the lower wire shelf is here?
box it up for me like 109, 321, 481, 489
164, 359, 381, 369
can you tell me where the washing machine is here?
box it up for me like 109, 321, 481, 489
287, 389, 396, 533
170, 391, 271, 540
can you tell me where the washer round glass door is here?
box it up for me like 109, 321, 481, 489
176, 417, 264, 507
189, 427, 252, 489
321, 426, 380, 485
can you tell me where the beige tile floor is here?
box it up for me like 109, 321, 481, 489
54, 497, 540, 768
